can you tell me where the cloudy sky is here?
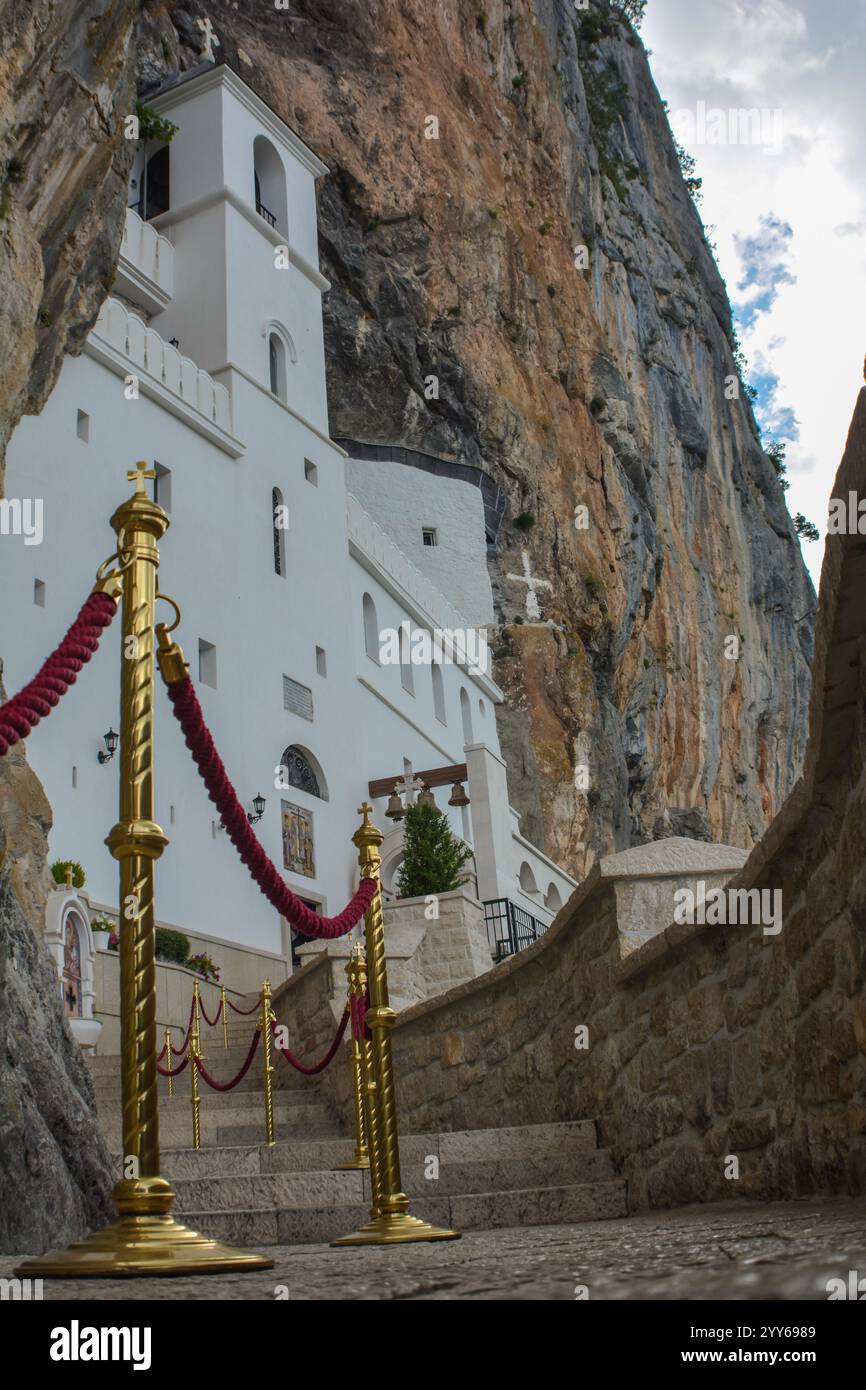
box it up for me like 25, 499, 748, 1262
641, 0, 866, 586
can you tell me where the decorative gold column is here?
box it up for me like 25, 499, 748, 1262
334, 945, 370, 1171
220, 984, 228, 1049
164, 1029, 174, 1099
190, 994, 202, 1151
16, 462, 272, 1277
260, 979, 275, 1147
333, 805, 459, 1245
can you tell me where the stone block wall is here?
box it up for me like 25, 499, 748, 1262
315, 394, 866, 1212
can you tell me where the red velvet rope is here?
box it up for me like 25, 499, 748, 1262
165, 675, 377, 936
227, 994, 262, 1016
271, 1011, 349, 1075
193, 1028, 261, 1091
156, 1052, 190, 1078
0, 591, 117, 756
198, 996, 223, 1028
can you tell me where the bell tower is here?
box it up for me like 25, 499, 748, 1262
138, 64, 331, 436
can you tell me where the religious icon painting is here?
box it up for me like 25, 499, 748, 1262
281, 799, 315, 878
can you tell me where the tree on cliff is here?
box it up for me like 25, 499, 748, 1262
395, 801, 473, 899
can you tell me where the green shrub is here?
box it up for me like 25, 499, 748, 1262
155, 927, 191, 967
395, 802, 473, 898
51, 860, 85, 889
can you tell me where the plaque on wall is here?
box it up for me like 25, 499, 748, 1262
281, 799, 315, 878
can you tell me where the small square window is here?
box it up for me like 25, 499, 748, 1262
76, 410, 90, 443
198, 639, 217, 688
422, 527, 437, 547
304, 459, 318, 486
315, 646, 327, 677
34, 579, 46, 607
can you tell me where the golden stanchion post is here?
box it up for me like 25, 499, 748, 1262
190, 993, 202, 1151
221, 983, 228, 1049
164, 1028, 174, 1099
333, 804, 459, 1245
16, 461, 272, 1277
334, 944, 370, 1171
260, 979, 275, 1147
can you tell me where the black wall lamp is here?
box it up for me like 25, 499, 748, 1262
98, 728, 118, 764
247, 793, 266, 824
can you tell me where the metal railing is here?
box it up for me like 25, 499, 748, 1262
256, 199, 277, 228
483, 898, 548, 961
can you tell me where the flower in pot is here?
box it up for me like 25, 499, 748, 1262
90, 915, 114, 951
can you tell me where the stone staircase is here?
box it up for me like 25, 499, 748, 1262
88, 1012, 627, 1245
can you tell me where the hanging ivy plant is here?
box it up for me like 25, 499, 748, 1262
135, 102, 179, 145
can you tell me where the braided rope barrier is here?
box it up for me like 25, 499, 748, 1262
164, 673, 377, 936
0, 590, 117, 756
271, 1010, 350, 1076
193, 1027, 261, 1091
156, 1051, 190, 1078
198, 995, 223, 1028
226, 994, 262, 1016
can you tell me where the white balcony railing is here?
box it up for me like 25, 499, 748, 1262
119, 206, 174, 300
91, 296, 233, 436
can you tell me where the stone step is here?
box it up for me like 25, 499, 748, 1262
213, 1118, 344, 1146
95, 1079, 325, 1109
181, 1180, 627, 1246
435, 1121, 598, 1162
171, 1169, 365, 1213
99, 1108, 343, 1149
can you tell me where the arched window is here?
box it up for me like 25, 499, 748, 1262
62, 915, 84, 1018
519, 862, 539, 899
272, 487, 287, 576
460, 686, 473, 744
363, 593, 380, 664
400, 624, 415, 696
280, 745, 328, 800
253, 135, 288, 234
545, 882, 563, 912
269, 331, 287, 401
431, 662, 446, 724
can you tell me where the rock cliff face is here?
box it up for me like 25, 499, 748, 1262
139, 0, 815, 875
0, 0, 140, 1253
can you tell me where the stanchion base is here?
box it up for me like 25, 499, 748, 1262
14, 1214, 274, 1279
334, 1158, 370, 1171
332, 1213, 461, 1246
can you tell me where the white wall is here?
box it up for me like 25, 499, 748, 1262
346, 457, 495, 628
0, 67, 576, 970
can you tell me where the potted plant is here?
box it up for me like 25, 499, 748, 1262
188, 951, 221, 984
90, 915, 114, 951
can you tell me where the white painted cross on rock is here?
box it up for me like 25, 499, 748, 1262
197, 15, 222, 63
507, 549, 552, 621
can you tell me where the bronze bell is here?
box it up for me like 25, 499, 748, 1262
448, 780, 470, 808
417, 784, 436, 808
385, 788, 405, 821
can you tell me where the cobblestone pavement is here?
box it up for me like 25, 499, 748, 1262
4, 1199, 866, 1300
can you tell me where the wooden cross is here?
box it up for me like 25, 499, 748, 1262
506, 548, 553, 621
128, 460, 156, 496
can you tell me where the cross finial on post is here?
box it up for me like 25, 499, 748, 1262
127, 460, 156, 496
357, 801, 373, 824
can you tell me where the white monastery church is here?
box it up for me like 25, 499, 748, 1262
0, 64, 575, 983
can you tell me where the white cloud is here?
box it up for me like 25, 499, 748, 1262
642, 0, 866, 584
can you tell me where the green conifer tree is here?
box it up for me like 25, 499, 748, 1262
395, 801, 473, 898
